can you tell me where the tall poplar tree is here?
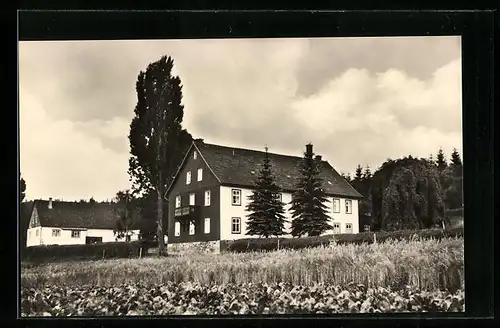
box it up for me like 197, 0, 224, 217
128, 55, 192, 255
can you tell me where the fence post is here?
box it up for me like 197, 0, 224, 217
139, 247, 143, 259
373, 233, 377, 244
102, 249, 106, 259
442, 221, 446, 230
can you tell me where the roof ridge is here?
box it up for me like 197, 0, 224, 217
201, 142, 308, 160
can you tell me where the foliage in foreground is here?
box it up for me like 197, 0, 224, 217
22, 238, 463, 293
20, 282, 464, 316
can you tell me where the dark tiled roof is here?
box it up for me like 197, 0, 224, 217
33, 200, 131, 230
20, 201, 35, 227
194, 141, 363, 199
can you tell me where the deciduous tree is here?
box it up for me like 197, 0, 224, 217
128, 55, 192, 255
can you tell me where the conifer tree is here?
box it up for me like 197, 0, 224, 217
289, 144, 332, 237
245, 147, 286, 238
436, 147, 447, 171
354, 164, 363, 181
363, 165, 372, 180
450, 148, 462, 167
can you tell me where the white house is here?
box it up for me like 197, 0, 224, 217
25, 198, 140, 247
165, 140, 363, 247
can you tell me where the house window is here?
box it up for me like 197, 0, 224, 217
71, 230, 80, 238
175, 195, 181, 208
189, 193, 195, 206
174, 222, 180, 236
193, 151, 197, 160
186, 171, 191, 185
345, 223, 353, 233
232, 189, 241, 206
189, 222, 195, 235
333, 198, 340, 213
35, 229, 39, 237
364, 224, 371, 232
52, 229, 61, 237
197, 168, 203, 181
231, 217, 241, 234
205, 190, 211, 206
345, 200, 352, 214
333, 223, 341, 234
277, 193, 282, 202
204, 218, 210, 234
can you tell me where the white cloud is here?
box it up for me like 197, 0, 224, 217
290, 58, 462, 173
20, 91, 131, 201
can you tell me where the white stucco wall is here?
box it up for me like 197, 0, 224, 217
219, 186, 359, 240
26, 227, 140, 247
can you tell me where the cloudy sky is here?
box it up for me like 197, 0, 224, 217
19, 36, 462, 201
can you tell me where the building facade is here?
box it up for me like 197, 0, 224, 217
166, 140, 363, 244
25, 198, 139, 247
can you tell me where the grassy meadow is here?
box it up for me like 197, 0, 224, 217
20, 237, 464, 316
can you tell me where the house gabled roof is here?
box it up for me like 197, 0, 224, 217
20, 201, 35, 226
167, 139, 363, 199
31, 200, 131, 230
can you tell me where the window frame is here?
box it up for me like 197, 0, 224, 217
231, 217, 241, 234
333, 198, 341, 213
52, 228, 61, 237
189, 193, 196, 206
364, 224, 371, 232
71, 230, 80, 238
189, 222, 195, 235
175, 195, 181, 208
231, 189, 242, 206
197, 168, 203, 181
345, 199, 353, 214
345, 223, 353, 233
186, 171, 192, 185
204, 218, 211, 234
205, 190, 211, 206
174, 221, 181, 236
333, 222, 341, 234
193, 151, 197, 160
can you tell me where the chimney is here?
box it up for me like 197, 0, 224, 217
315, 155, 322, 161
306, 143, 313, 156
48, 197, 53, 209
195, 138, 204, 143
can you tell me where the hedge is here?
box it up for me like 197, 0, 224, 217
221, 226, 464, 253
21, 240, 153, 263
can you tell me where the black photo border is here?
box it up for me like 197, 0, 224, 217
6, 7, 496, 328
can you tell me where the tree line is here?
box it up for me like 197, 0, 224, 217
340, 147, 463, 231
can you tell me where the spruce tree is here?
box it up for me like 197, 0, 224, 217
289, 144, 332, 237
245, 147, 286, 238
450, 148, 462, 167
436, 148, 447, 171
363, 165, 372, 180
354, 164, 363, 181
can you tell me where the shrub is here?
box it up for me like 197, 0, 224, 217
21, 241, 146, 263
224, 226, 464, 253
